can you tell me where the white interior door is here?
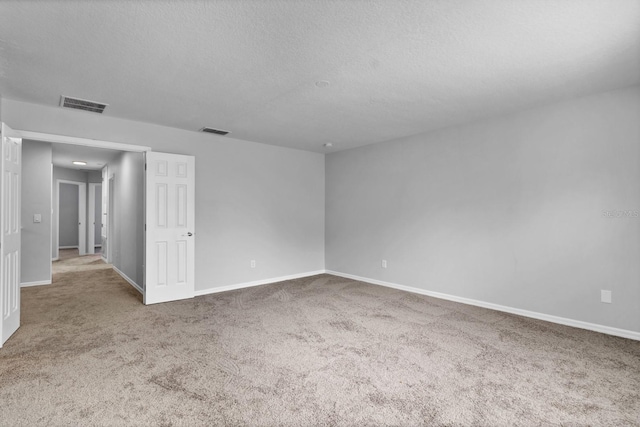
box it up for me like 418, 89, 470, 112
145, 152, 195, 305
0, 123, 22, 347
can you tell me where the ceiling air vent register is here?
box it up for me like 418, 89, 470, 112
200, 127, 230, 136
60, 96, 108, 114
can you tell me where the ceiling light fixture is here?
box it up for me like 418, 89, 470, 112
72, 161, 87, 166
315, 80, 330, 88
323, 143, 333, 148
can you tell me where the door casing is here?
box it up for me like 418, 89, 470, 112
87, 183, 102, 255
55, 179, 86, 256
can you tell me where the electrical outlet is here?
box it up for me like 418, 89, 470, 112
251, 260, 256, 269
382, 260, 387, 269
601, 290, 612, 304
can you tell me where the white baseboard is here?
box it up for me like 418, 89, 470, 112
21, 279, 52, 287
113, 265, 143, 295
326, 270, 640, 341
194, 270, 326, 297
59, 246, 78, 249
51, 257, 59, 262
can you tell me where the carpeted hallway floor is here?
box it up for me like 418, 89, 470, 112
1, 263, 639, 425
53, 248, 111, 274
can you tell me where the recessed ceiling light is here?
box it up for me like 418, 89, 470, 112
315, 80, 330, 88
72, 161, 87, 166
323, 143, 333, 148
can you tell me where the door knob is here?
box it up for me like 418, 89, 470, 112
182, 232, 193, 237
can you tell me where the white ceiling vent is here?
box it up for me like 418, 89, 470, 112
200, 127, 230, 136
60, 95, 108, 114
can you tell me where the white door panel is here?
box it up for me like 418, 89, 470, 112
1, 123, 21, 347
145, 152, 195, 305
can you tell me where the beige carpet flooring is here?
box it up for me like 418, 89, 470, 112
53, 248, 111, 274
1, 264, 639, 425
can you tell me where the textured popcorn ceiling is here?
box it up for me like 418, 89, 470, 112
0, 1, 638, 152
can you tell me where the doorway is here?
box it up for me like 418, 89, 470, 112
55, 180, 86, 257
19, 138, 146, 292
47, 144, 145, 292
16, 129, 195, 304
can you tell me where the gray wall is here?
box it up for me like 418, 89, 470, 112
21, 140, 52, 284
3, 99, 325, 292
52, 166, 88, 259
326, 85, 640, 333
108, 151, 144, 287
58, 183, 79, 247
88, 170, 101, 184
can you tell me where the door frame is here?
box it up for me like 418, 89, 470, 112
87, 183, 102, 255
18, 130, 151, 291
18, 131, 150, 153
56, 179, 86, 256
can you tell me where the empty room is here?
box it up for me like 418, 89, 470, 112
0, 1, 639, 426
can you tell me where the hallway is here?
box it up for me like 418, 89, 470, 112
53, 248, 111, 274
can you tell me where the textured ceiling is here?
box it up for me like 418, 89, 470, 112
1, 1, 639, 153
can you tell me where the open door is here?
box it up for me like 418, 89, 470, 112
0, 123, 22, 347
144, 152, 195, 305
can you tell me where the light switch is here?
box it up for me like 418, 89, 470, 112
33, 214, 42, 223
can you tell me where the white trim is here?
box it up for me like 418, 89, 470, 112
17, 130, 151, 153
194, 270, 326, 297
325, 270, 640, 341
51, 257, 59, 262
56, 179, 86, 257
113, 265, 143, 295
21, 280, 52, 287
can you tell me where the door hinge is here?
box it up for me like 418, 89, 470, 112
145, 163, 147, 171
